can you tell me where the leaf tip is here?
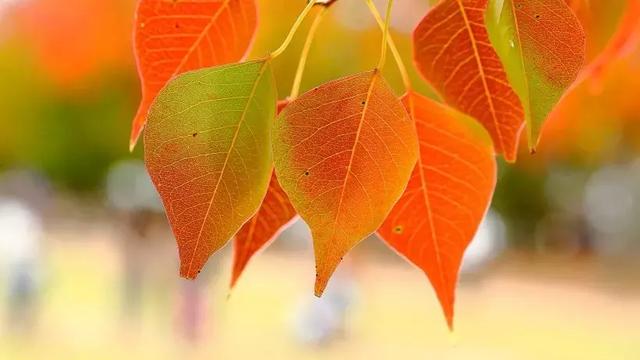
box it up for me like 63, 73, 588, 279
130, 104, 147, 152
129, 123, 142, 152
128, 137, 138, 153
179, 263, 202, 281
314, 272, 329, 297
229, 261, 245, 291
313, 256, 342, 297
445, 312, 455, 333
438, 294, 456, 332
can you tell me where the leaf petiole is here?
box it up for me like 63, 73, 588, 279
376, 0, 394, 70
270, 1, 319, 59
364, 0, 411, 92
290, 5, 330, 99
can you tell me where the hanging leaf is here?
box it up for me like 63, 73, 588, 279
144, 60, 276, 279
273, 71, 418, 296
413, 0, 525, 162
486, 0, 586, 150
231, 101, 297, 288
378, 91, 497, 330
131, 0, 258, 150
576, 0, 640, 87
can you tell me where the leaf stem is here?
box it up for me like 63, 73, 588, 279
376, 0, 394, 70
270, 1, 318, 59
365, 0, 411, 91
290, 6, 329, 99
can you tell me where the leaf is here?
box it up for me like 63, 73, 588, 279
378, 91, 497, 330
576, 0, 640, 87
132, 0, 258, 150
230, 101, 297, 288
486, 0, 586, 150
144, 60, 276, 279
273, 71, 418, 296
413, 0, 525, 162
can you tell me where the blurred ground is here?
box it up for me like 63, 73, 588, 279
0, 217, 637, 360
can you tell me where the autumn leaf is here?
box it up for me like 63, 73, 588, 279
131, 0, 258, 150
576, 0, 640, 88
378, 91, 497, 330
231, 101, 297, 288
413, 0, 525, 162
144, 60, 276, 279
273, 70, 418, 296
486, 0, 586, 150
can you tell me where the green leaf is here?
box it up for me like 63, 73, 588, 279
486, 0, 586, 150
144, 59, 277, 279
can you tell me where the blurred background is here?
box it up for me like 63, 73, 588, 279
0, 0, 639, 358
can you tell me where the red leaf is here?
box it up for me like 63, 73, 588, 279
131, 0, 258, 150
413, 0, 525, 162
231, 172, 297, 287
231, 101, 297, 288
379, 91, 497, 330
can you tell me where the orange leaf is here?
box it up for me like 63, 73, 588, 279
577, 0, 640, 87
273, 71, 418, 296
413, 0, 525, 162
378, 91, 497, 330
231, 101, 297, 288
131, 0, 258, 150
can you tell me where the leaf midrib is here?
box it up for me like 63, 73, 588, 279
407, 93, 449, 306
455, 0, 506, 154
172, 0, 233, 77
322, 72, 378, 267
186, 60, 269, 276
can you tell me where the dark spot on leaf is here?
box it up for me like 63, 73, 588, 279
304, 171, 310, 176
361, 100, 366, 105
393, 225, 404, 234
192, 132, 198, 137
535, 14, 540, 19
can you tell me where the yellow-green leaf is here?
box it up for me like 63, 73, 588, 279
144, 60, 277, 279
486, 0, 586, 150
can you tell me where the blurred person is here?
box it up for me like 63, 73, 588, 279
0, 169, 51, 336
583, 161, 640, 257
175, 272, 210, 344
105, 160, 165, 331
0, 169, 52, 212
287, 221, 360, 347
292, 259, 358, 347
0, 197, 43, 335
106, 159, 221, 344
